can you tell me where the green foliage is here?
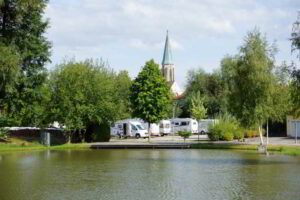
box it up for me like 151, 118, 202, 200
290, 69, 300, 117
0, 0, 51, 126
190, 91, 207, 120
0, 44, 20, 97
184, 69, 225, 118
291, 12, 300, 59
115, 70, 132, 119
178, 130, 192, 142
0, 127, 8, 139
208, 114, 243, 141
244, 130, 259, 138
48, 59, 130, 141
221, 29, 275, 128
129, 59, 172, 124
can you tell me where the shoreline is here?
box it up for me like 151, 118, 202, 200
1, 141, 300, 156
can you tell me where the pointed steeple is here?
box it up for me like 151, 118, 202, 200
162, 30, 173, 65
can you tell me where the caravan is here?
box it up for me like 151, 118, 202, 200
171, 118, 198, 134
141, 123, 160, 136
111, 119, 148, 138
198, 119, 218, 134
159, 120, 172, 136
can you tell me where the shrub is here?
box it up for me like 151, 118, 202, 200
234, 128, 244, 140
0, 128, 9, 139
178, 131, 192, 142
207, 123, 222, 141
208, 114, 243, 141
244, 130, 259, 138
223, 132, 234, 141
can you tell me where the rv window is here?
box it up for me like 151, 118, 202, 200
136, 125, 145, 130
159, 124, 163, 128
118, 125, 122, 129
131, 125, 138, 131
181, 122, 189, 126
165, 124, 170, 128
175, 122, 179, 126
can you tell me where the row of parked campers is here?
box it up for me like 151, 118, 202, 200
110, 118, 217, 138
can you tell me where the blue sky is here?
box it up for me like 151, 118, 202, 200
45, 0, 300, 87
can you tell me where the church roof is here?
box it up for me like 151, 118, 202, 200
162, 31, 173, 65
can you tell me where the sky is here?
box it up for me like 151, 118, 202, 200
44, 0, 300, 87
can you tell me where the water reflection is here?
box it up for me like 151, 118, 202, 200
0, 149, 299, 200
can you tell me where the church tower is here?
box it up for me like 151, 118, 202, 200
162, 31, 175, 85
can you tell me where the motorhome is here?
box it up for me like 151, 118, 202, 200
198, 119, 218, 134
142, 123, 160, 136
159, 120, 172, 136
110, 119, 148, 138
171, 118, 198, 134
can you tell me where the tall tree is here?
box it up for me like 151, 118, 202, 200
290, 11, 300, 117
0, 0, 51, 126
225, 29, 275, 144
185, 69, 225, 117
0, 43, 20, 125
129, 59, 172, 142
49, 60, 124, 142
291, 11, 300, 59
115, 70, 132, 119
190, 91, 207, 120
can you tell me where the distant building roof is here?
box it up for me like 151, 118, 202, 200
171, 82, 184, 98
162, 31, 173, 65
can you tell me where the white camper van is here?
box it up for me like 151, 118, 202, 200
142, 123, 160, 136
171, 118, 198, 134
111, 119, 148, 138
198, 119, 218, 134
159, 120, 172, 136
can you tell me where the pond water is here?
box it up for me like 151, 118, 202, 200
0, 149, 300, 200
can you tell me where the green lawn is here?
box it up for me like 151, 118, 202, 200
191, 143, 300, 156
0, 137, 90, 152
2, 137, 300, 156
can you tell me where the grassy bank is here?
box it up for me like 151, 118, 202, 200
0, 137, 90, 152
2, 137, 300, 156
191, 143, 300, 156
0, 143, 90, 152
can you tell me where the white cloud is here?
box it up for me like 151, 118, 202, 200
45, 0, 300, 85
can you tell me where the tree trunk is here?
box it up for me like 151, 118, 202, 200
148, 122, 151, 142
67, 131, 72, 144
259, 125, 264, 145
266, 120, 269, 145
81, 129, 86, 143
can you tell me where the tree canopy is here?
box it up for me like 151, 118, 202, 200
0, 0, 51, 126
49, 60, 131, 131
130, 59, 172, 124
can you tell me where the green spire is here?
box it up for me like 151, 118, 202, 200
162, 30, 173, 65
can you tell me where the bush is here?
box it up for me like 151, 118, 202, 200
234, 128, 244, 140
207, 124, 222, 141
0, 128, 9, 139
223, 132, 234, 141
244, 130, 259, 138
178, 131, 192, 142
208, 114, 243, 141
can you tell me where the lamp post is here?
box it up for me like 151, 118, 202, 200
172, 101, 177, 141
